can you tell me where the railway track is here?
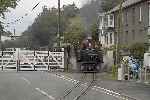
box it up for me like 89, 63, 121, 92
55, 72, 138, 100
73, 73, 97, 100
57, 73, 87, 100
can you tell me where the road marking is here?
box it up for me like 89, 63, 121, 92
35, 88, 55, 100
53, 73, 138, 100
21, 77, 31, 85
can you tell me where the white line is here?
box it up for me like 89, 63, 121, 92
35, 88, 55, 100
53, 74, 133, 100
21, 77, 31, 85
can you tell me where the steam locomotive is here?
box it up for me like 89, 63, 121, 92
77, 38, 103, 72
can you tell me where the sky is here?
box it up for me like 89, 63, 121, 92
2, 0, 83, 35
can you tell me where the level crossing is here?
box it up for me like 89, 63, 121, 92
0, 48, 64, 71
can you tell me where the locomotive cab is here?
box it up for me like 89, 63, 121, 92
77, 48, 103, 73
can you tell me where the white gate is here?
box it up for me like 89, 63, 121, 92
0, 48, 64, 71
0, 48, 17, 71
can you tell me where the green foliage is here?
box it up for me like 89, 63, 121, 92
64, 16, 85, 48
91, 22, 99, 42
3, 4, 81, 49
129, 43, 147, 60
21, 7, 66, 48
0, 0, 19, 35
0, 0, 19, 17
112, 64, 117, 80
101, 0, 120, 11
63, 3, 79, 18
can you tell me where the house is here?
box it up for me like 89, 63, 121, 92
98, 0, 150, 67
98, 12, 115, 68
98, 12, 115, 48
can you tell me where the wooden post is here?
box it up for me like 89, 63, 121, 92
57, 0, 61, 47
34, 50, 36, 71
48, 50, 50, 71
16, 48, 20, 72
1, 50, 3, 71
116, 0, 124, 79
145, 66, 147, 81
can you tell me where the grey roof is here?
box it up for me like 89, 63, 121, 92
108, 0, 147, 13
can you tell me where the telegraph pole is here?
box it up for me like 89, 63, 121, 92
57, 0, 61, 47
0, 29, 1, 50
0, 25, 2, 51
148, 1, 150, 52
116, 0, 124, 72
0, 26, 3, 71
12, 28, 15, 40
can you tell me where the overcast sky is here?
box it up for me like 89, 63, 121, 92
2, 0, 84, 35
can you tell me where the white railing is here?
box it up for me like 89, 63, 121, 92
0, 48, 64, 71
0, 50, 17, 70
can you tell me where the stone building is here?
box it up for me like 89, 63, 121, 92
98, 0, 150, 68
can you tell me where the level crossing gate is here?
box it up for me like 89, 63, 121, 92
0, 48, 64, 71
0, 49, 16, 71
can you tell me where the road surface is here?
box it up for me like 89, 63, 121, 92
0, 71, 123, 100
1, 71, 150, 100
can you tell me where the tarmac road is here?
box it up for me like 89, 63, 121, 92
0, 71, 120, 100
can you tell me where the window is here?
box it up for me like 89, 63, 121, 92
132, 8, 135, 25
139, 6, 142, 22
105, 35, 107, 44
109, 14, 114, 27
125, 11, 128, 26
104, 16, 108, 27
132, 30, 135, 40
125, 31, 128, 44
110, 33, 113, 44
99, 16, 103, 29
105, 34, 109, 45
107, 35, 109, 44
99, 16, 103, 24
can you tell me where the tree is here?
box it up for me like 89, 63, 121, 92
4, 4, 81, 49
64, 16, 85, 48
129, 43, 147, 60
101, 0, 120, 11
22, 7, 62, 48
0, 0, 19, 34
0, 0, 19, 16
63, 3, 79, 18
24, 4, 80, 48
91, 22, 99, 42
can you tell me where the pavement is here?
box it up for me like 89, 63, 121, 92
0, 71, 121, 100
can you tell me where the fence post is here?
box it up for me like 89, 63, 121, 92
62, 48, 65, 72
34, 50, 36, 71
16, 48, 20, 72
128, 66, 130, 80
1, 50, 3, 71
17, 60, 19, 72
139, 68, 142, 82
145, 66, 147, 82
48, 50, 50, 71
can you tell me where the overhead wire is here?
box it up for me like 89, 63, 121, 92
3, 1, 42, 28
